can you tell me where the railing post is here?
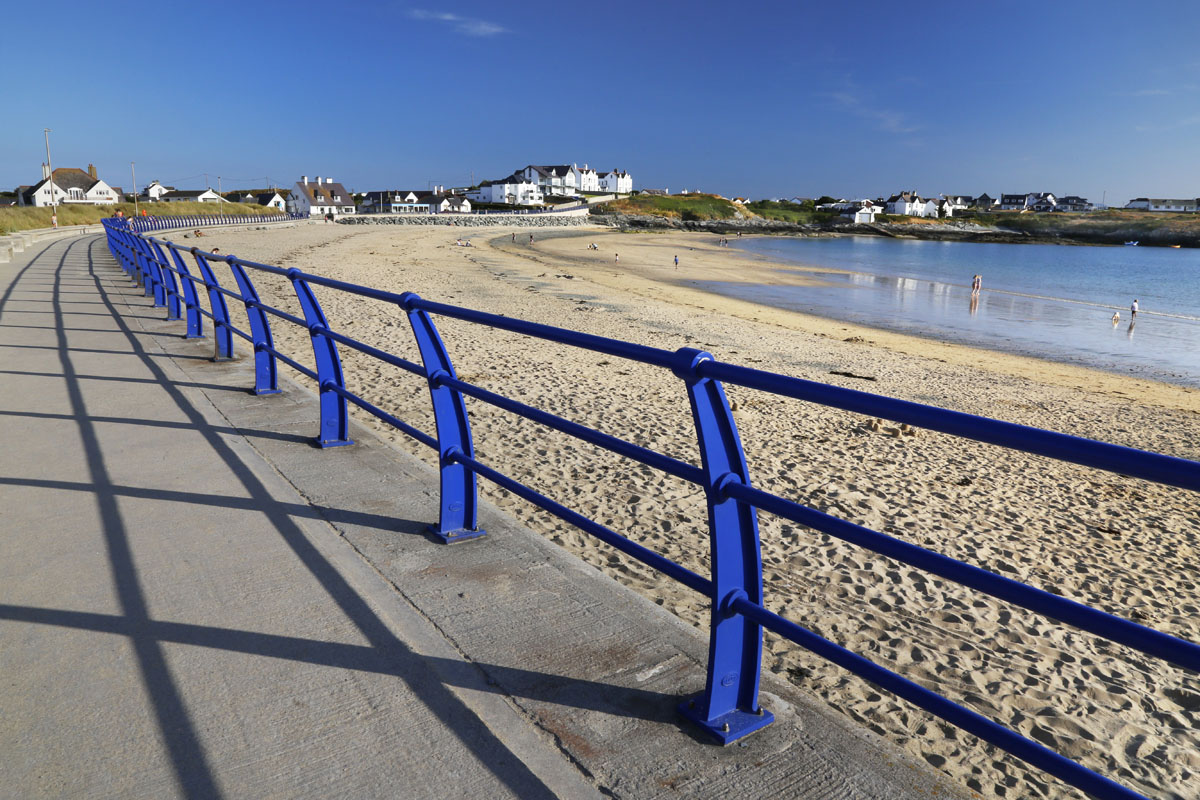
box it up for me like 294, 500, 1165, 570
288, 269, 352, 447
228, 259, 280, 396
149, 240, 182, 320
135, 237, 167, 308
672, 347, 774, 744
400, 292, 485, 543
192, 249, 233, 360
169, 247, 204, 338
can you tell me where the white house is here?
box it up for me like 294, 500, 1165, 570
361, 190, 429, 214
287, 175, 356, 217
18, 164, 118, 207
839, 200, 883, 224
941, 195, 971, 216
520, 165, 580, 197
468, 174, 544, 206
143, 180, 174, 201
577, 164, 600, 192
160, 189, 227, 204
884, 191, 924, 216
1125, 197, 1150, 210
422, 193, 472, 214
1147, 198, 1198, 212
597, 169, 632, 194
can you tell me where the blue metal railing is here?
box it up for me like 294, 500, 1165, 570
101, 218, 1199, 800
125, 211, 304, 234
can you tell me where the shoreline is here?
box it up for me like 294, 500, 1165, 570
192, 222, 1200, 800
493, 227, 1199, 415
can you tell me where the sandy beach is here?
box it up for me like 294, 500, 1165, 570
177, 221, 1200, 800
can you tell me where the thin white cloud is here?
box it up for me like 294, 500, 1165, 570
1135, 114, 1200, 133
1133, 88, 1171, 96
828, 91, 920, 134
408, 9, 507, 37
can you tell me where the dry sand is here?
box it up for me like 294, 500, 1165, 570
174, 222, 1200, 800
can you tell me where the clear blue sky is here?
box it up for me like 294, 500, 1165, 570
3, 1, 1197, 204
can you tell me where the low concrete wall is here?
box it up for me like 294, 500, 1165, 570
339, 211, 593, 228
0, 223, 105, 264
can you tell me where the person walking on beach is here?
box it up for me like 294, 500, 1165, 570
1131, 298, 1139, 318
511, 232, 515, 243
971, 274, 982, 293
529, 233, 534, 244
614, 253, 619, 263
674, 254, 679, 269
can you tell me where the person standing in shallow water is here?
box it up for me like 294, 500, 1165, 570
1131, 298, 1139, 318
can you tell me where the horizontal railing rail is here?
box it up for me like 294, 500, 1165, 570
101, 218, 1198, 800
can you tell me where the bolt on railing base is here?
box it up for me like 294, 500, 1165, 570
314, 436, 354, 449
250, 388, 282, 397
429, 525, 488, 544
678, 694, 774, 745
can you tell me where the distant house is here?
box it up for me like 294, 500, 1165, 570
143, 180, 174, 201
839, 200, 883, 224
973, 193, 997, 210
1146, 198, 1199, 213
999, 194, 1030, 211
160, 189, 226, 204
884, 191, 925, 216
422, 192, 471, 214
18, 164, 119, 207
1055, 195, 1093, 212
361, 190, 429, 214
731, 197, 749, 205
941, 195, 971, 216
287, 175, 356, 217
577, 164, 600, 192
520, 165, 580, 197
1125, 197, 1150, 210
1027, 193, 1058, 212
597, 169, 633, 194
467, 174, 544, 206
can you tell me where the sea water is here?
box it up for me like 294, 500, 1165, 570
710, 236, 1200, 386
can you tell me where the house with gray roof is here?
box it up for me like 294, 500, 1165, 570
18, 164, 119, 207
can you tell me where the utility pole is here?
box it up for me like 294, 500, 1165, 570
43, 128, 56, 218
218, 176, 222, 195
131, 161, 139, 217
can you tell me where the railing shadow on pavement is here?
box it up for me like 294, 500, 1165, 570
99, 218, 1200, 800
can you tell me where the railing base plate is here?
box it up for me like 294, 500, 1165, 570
314, 437, 354, 449
678, 695, 774, 744
431, 526, 487, 544
252, 388, 282, 396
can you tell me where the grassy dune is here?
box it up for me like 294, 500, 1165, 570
0, 202, 284, 236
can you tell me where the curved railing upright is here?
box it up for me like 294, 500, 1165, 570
101, 218, 1200, 800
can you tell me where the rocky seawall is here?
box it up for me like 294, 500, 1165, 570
590, 211, 1200, 247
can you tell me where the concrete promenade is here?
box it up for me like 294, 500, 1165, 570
0, 234, 969, 799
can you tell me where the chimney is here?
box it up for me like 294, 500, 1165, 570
42, 162, 50, 180
302, 175, 308, 185
326, 177, 333, 185
316, 176, 322, 185
88, 163, 97, 179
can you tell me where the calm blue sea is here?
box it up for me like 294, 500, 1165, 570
710, 236, 1200, 386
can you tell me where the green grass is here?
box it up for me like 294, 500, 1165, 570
745, 199, 836, 224
0, 202, 284, 236
602, 193, 742, 220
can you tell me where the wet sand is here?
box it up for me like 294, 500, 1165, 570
177, 222, 1200, 800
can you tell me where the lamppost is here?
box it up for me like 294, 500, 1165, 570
43, 128, 57, 226
131, 161, 139, 217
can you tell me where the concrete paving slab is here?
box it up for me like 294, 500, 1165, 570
0, 234, 972, 799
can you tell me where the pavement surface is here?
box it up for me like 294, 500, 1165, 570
0, 234, 972, 799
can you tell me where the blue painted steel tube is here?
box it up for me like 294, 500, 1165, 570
288, 270, 352, 447
320, 327, 426, 378
149, 240, 181, 320
451, 450, 712, 596
400, 293, 482, 541
228, 260, 280, 396
671, 348, 773, 743
733, 598, 1148, 800
727, 480, 1200, 672
191, 250, 233, 360
700, 360, 1200, 493
167, 248, 203, 339
319, 382, 437, 451
438, 375, 704, 485
135, 238, 166, 307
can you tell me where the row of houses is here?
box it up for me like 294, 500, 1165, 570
807, 191, 1098, 223
1125, 198, 1200, 212
466, 163, 632, 207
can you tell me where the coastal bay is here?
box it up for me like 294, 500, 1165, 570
184, 222, 1200, 800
